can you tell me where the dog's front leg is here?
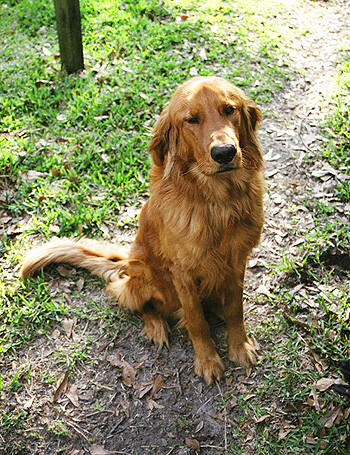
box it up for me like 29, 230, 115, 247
224, 267, 257, 367
172, 274, 224, 384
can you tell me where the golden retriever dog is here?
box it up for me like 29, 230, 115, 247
21, 76, 264, 384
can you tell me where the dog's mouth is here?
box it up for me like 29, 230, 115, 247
216, 165, 236, 174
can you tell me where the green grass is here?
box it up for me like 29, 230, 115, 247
324, 55, 350, 178
235, 287, 350, 454
1, 0, 291, 240
289, 45, 350, 277
0, 275, 67, 354
318, 30, 350, 205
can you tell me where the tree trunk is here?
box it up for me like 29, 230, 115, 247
53, 0, 84, 74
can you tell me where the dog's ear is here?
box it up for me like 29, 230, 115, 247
240, 97, 263, 170
245, 99, 262, 132
149, 106, 172, 166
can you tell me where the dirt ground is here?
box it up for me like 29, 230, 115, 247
1, 1, 350, 454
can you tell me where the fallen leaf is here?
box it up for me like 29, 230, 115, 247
23, 397, 34, 409
284, 314, 311, 330
134, 375, 164, 399
146, 396, 165, 410
306, 436, 317, 445
319, 440, 329, 450
69, 175, 81, 185
55, 136, 70, 143
278, 428, 292, 440
56, 113, 67, 122
199, 48, 207, 60
51, 166, 60, 177
121, 362, 136, 387
319, 406, 342, 429
194, 421, 204, 433
90, 444, 116, 455
66, 384, 80, 408
19, 170, 48, 182
151, 375, 164, 396
100, 223, 110, 238
53, 370, 69, 403
68, 450, 84, 455
289, 284, 304, 298
243, 393, 256, 402
49, 224, 60, 233
63, 318, 78, 338
315, 377, 336, 392
255, 414, 270, 424
35, 79, 54, 88
76, 276, 84, 291
185, 438, 200, 451
256, 284, 270, 295
119, 399, 130, 418
57, 265, 76, 277
134, 380, 154, 399
264, 150, 281, 161
121, 65, 133, 73
42, 46, 52, 56
134, 353, 149, 368
51, 328, 60, 339
107, 351, 136, 387
310, 384, 321, 411
230, 396, 238, 407
106, 352, 120, 366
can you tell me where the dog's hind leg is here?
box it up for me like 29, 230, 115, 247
107, 261, 170, 348
141, 300, 169, 349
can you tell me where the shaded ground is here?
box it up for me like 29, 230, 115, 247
1, 1, 350, 454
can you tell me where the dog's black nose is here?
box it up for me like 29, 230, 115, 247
210, 143, 237, 164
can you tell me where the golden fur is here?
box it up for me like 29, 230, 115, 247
21, 76, 264, 384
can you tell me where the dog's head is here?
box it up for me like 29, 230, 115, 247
149, 76, 263, 178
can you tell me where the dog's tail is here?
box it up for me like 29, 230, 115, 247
20, 238, 129, 283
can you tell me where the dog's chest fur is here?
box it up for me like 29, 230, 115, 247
150, 173, 263, 280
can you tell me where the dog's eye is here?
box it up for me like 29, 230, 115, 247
186, 117, 200, 124
224, 106, 235, 116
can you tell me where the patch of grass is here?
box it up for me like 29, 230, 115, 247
293, 37, 350, 288
238, 288, 350, 454
322, 38, 350, 202
0, 410, 26, 431
299, 202, 350, 278
0, 274, 67, 354
280, 190, 350, 289
47, 420, 69, 437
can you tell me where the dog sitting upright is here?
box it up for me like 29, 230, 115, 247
21, 76, 264, 384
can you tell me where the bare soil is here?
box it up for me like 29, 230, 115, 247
1, 1, 350, 454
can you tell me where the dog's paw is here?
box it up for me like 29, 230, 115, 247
142, 314, 169, 349
194, 354, 225, 385
228, 337, 257, 367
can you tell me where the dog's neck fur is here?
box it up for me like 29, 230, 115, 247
150, 154, 262, 208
